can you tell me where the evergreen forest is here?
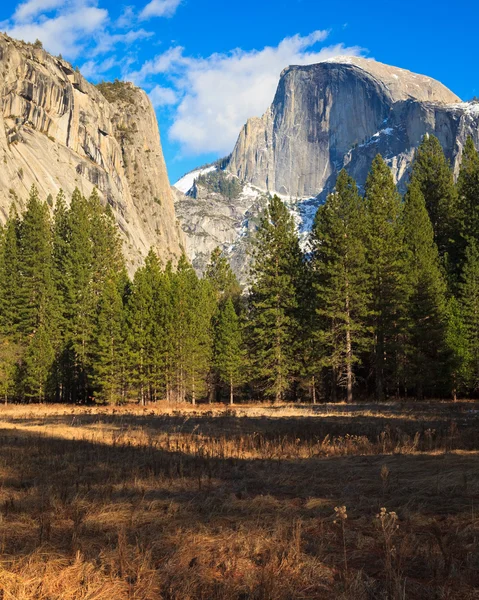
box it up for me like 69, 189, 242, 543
1, 134, 479, 404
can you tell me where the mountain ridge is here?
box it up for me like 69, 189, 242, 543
0, 33, 184, 272
173, 56, 479, 281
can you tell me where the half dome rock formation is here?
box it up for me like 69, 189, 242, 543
175, 56, 479, 282
0, 33, 184, 271
226, 56, 474, 198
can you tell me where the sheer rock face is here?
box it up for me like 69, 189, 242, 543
0, 33, 183, 272
176, 57, 479, 283
227, 57, 472, 198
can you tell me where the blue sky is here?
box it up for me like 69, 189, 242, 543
1, 0, 478, 183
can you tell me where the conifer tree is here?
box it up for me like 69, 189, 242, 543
459, 240, 479, 391
402, 179, 449, 398
311, 170, 371, 402
205, 247, 241, 402
410, 134, 458, 269
170, 256, 215, 404
18, 185, 58, 337
126, 249, 168, 404
89, 189, 124, 296
457, 137, 479, 261
62, 189, 95, 402
248, 196, 304, 402
445, 297, 469, 400
0, 337, 21, 403
214, 298, 245, 404
52, 190, 70, 306
157, 260, 176, 402
21, 324, 54, 403
187, 277, 216, 403
92, 273, 125, 403
143, 250, 168, 403
0, 207, 22, 336
127, 260, 155, 405
364, 155, 409, 400
205, 247, 241, 304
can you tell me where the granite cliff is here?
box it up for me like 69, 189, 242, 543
174, 57, 479, 282
227, 56, 469, 197
0, 33, 183, 272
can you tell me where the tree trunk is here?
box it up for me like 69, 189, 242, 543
311, 375, 316, 405
375, 331, 385, 402
230, 376, 234, 405
345, 293, 353, 404
331, 366, 337, 403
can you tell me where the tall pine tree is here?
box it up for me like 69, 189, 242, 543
402, 179, 449, 398
0, 207, 22, 336
93, 273, 126, 403
457, 137, 479, 266
410, 134, 458, 274
214, 298, 245, 404
248, 196, 304, 402
459, 240, 479, 392
364, 155, 409, 401
311, 170, 371, 402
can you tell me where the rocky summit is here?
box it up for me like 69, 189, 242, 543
174, 56, 479, 281
0, 33, 184, 272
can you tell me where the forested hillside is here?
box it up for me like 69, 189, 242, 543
1, 134, 479, 404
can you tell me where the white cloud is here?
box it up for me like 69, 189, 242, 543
140, 0, 181, 20
80, 56, 118, 80
92, 28, 153, 57
131, 45, 186, 78
7, 5, 108, 58
149, 85, 178, 107
131, 31, 365, 155
13, 0, 65, 22
116, 5, 135, 29
4, 0, 152, 60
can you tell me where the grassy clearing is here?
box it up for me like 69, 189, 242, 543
0, 402, 477, 599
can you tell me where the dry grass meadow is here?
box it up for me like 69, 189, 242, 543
0, 401, 477, 599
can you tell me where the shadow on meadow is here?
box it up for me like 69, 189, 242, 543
0, 407, 477, 599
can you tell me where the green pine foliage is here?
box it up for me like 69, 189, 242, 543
20, 324, 55, 403
445, 297, 470, 400
364, 155, 410, 401
2, 140, 479, 404
214, 298, 246, 404
311, 170, 371, 402
0, 207, 22, 336
93, 273, 126, 404
205, 247, 242, 402
457, 137, 479, 266
410, 134, 459, 273
248, 196, 304, 402
18, 185, 59, 337
170, 256, 216, 404
205, 246, 241, 304
195, 170, 242, 200
402, 179, 449, 398
459, 241, 479, 390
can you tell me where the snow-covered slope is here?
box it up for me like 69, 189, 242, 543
174, 166, 216, 195
173, 166, 318, 283
173, 168, 271, 282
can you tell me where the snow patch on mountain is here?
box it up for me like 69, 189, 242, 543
174, 166, 217, 194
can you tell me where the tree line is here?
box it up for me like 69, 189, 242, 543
1, 134, 479, 403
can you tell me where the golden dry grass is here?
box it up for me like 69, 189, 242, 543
0, 401, 476, 599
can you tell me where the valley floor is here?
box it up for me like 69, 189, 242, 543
0, 401, 477, 599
